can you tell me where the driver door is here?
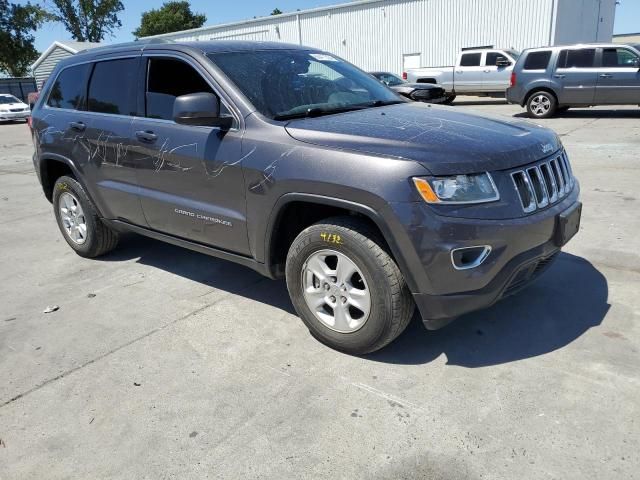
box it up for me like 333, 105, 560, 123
130, 54, 250, 255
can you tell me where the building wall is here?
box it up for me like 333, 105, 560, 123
33, 46, 74, 89
613, 33, 640, 44
148, 0, 616, 75
553, 0, 616, 45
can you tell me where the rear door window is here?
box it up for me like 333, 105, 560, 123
557, 49, 596, 68
87, 58, 137, 115
460, 53, 481, 67
524, 51, 552, 70
46, 63, 91, 110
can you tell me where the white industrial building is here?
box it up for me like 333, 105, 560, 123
144, 0, 617, 75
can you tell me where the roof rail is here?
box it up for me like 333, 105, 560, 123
461, 45, 494, 51
77, 38, 175, 53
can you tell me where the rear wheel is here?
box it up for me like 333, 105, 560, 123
286, 216, 414, 354
53, 176, 119, 258
526, 91, 557, 118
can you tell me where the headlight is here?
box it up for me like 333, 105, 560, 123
413, 173, 499, 204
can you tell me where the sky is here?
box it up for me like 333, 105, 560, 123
14, 0, 640, 53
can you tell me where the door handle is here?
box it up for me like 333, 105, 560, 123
553, 74, 566, 79
455, 70, 463, 74
69, 121, 86, 131
483, 69, 490, 73
599, 73, 612, 78
135, 130, 157, 142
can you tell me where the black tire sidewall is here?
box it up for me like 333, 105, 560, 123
286, 224, 397, 353
52, 176, 99, 256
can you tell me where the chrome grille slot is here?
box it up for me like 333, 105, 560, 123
526, 166, 549, 208
540, 163, 558, 203
511, 171, 536, 213
511, 151, 574, 213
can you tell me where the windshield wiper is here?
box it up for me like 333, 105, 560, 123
274, 105, 369, 121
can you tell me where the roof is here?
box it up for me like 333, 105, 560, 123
65, 39, 316, 64
141, 0, 386, 39
613, 32, 640, 37
31, 40, 101, 70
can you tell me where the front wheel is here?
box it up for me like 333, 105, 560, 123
442, 93, 457, 105
285, 217, 414, 354
526, 91, 557, 118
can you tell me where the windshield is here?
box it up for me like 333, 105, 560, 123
208, 50, 402, 120
372, 72, 405, 87
0, 95, 21, 104
506, 49, 521, 60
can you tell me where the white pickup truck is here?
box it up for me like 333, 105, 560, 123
404, 48, 520, 103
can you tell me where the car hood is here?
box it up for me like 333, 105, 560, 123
1, 102, 28, 109
284, 102, 561, 175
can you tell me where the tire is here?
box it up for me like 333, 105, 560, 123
52, 175, 119, 258
526, 90, 557, 118
285, 216, 414, 354
442, 93, 457, 105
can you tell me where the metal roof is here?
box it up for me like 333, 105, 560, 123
31, 40, 101, 70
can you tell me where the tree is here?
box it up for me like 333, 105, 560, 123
0, 0, 49, 77
47, 0, 124, 42
133, 1, 206, 38
270, 8, 282, 15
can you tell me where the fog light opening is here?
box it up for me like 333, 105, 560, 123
451, 245, 492, 270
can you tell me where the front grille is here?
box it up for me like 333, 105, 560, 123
9, 108, 26, 112
511, 151, 574, 213
411, 88, 444, 100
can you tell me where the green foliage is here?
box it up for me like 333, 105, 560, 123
270, 8, 283, 15
133, 1, 207, 38
0, 0, 49, 76
48, 0, 124, 42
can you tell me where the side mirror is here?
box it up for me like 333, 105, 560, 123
496, 58, 511, 67
173, 92, 233, 130
633, 57, 640, 69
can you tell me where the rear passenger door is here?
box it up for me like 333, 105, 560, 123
455, 53, 484, 91
130, 53, 250, 255
81, 55, 147, 226
553, 48, 597, 105
594, 47, 640, 104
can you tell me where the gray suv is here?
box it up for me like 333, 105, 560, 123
30, 40, 581, 353
507, 43, 640, 118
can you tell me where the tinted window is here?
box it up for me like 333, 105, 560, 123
460, 53, 481, 67
145, 57, 230, 121
557, 49, 595, 68
602, 48, 639, 67
87, 58, 137, 115
485, 52, 509, 66
46, 64, 90, 110
374, 73, 404, 86
524, 51, 552, 70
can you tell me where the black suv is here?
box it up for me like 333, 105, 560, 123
30, 40, 582, 353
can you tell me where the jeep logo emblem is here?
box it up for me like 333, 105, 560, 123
541, 143, 554, 154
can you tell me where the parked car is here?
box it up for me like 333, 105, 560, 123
404, 47, 520, 103
369, 71, 446, 103
30, 40, 581, 354
507, 43, 640, 118
0, 94, 30, 122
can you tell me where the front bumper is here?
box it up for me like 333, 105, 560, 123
389, 186, 580, 328
0, 110, 30, 121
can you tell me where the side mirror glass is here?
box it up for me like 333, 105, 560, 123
173, 92, 233, 129
496, 58, 511, 67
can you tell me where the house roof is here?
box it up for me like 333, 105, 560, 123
31, 40, 101, 71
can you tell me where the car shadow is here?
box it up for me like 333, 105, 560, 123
513, 109, 640, 119
102, 235, 608, 368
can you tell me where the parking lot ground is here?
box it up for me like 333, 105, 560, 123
1, 102, 639, 479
